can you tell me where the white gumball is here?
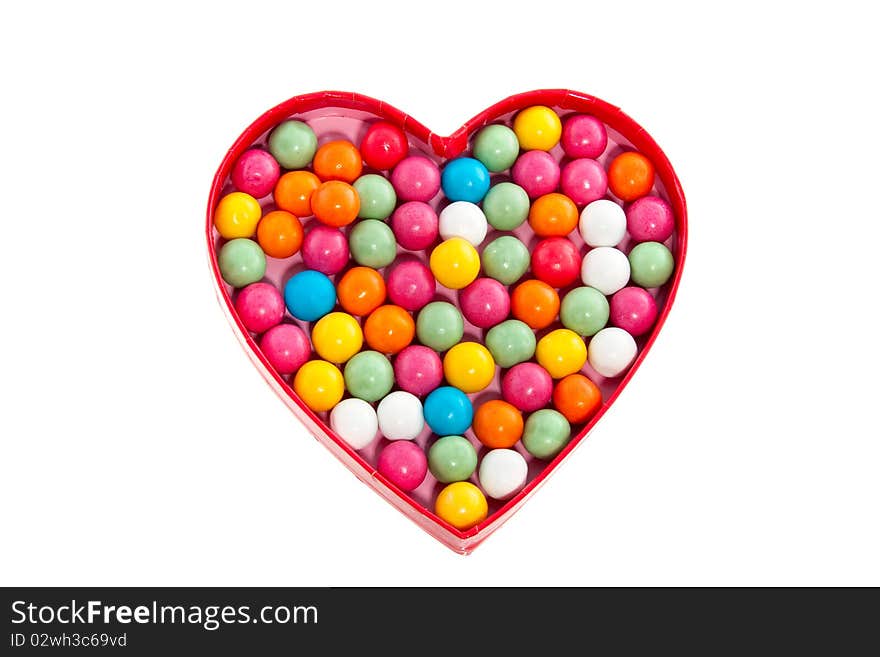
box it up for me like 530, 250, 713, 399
439, 201, 488, 246
588, 327, 638, 378
478, 449, 528, 500
579, 199, 626, 247
581, 246, 630, 295
330, 398, 379, 450
376, 391, 424, 440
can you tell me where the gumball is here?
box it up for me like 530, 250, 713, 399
435, 481, 487, 530
394, 345, 443, 396
478, 449, 528, 500
528, 193, 579, 237
364, 305, 415, 354
428, 435, 478, 483
608, 151, 655, 201
610, 287, 658, 336
376, 391, 424, 440
235, 282, 284, 333
343, 350, 394, 402
310, 180, 360, 227
353, 173, 397, 220
312, 140, 363, 183
531, 237, 581, 288
459, 277, 510, 328
626, 196, 675, 243
391, 202, 438, 251
581, 247, 630, 296
424, 386, 474, 436
416, 301, 464, 352
438, 201, 488, 246
337, 267, 386, 316
284, 270, 336, 321
293, 360, 344, 412
560, 286, 609, 337
588, 327, 638, 378
257, 210, 303, 259
232, 149, 280, 198
274, 170, 321, 217
360, 121, 408, 170
443, 342, 496, 393
561, 159, 608, 206
349, 219, 397, 269
386, 259, 436, 311
260, 324, 310, 375
628, 242, 674, 288
214, 191, 261, 239
512, 150, 560, 198
502, 363, 553, 412
218, 238, 266, 288
522, 409, 571, 459
441, 157, 490, 203
473, 399, 524, 449
330, 397, 379, 450
511, 279, 560, 330
579, 199, 626, 247
378, 441, 428, 491
311, 312, 363, 363
429, 238, 480, 289
481, 236, 530, 286
391, 155, 441, 202
301, 225, 349, 275
513, 105, 562, 151
268, 120, 317, 169
485, 319, 536, 368
536, 328, 587, 379
553, 373, 602, 424
473, 124, 519, 172
561, 114, 608, 159
482, 182, 530, 230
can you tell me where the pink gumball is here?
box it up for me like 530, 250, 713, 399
391, 201, 439, 250
390, 156, 441, 202
259, 324, 311, 375
394, 345, 443, 396
459, 278, 510, 328
626, 196, 675, 243
301, 225, 349, 275
231, 149, 280, 198
610, 287, 658, 337
561, 159, 608, 205
235, 282, 284, 333
561, 115, 608, 159
386, 258, 436, 311
512, 150, 560, 198
377, 441, 428, 492
502, 363, 553, 412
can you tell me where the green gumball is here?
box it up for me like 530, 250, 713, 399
481, 235, 530, 285
218, 238, 266, 288
523, 409, 571, 459
485, 320, 536, 368
354, 174, 397, 220
268, 120, 317, 169
628, 242, 674, 288
344, 351, 394, 402
428, 435, 478, 483
560, 287, 610, 337
416, 302, 464, 352
482, 182, 530, 230
473, 124, 520, 172
349, 219, 397, 268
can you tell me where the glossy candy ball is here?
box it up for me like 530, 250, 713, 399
424, 386, 474, 436
416, 301, 464, 352
429, 238, 480, 289
628, 241, 674, 288
473, 399, 524, 449
353, 174, 397, 220
386, 259, 435, 311
588, 327, 638, 378
302, 225, 349, 275
313, 140, 363, 183
257, 210, 303, 259
337, 266, 386, 316
268, 120, 317, 169
435, 482, 487, 530
511, 280, 560, 330
232, 149, 280, 198
536, 328, 588, 379
459, 278, 510, 328
560, 286, 609, 337
531, 237, 581, 288
502, 363, 553, 412
473, 124, 520, 172
391, 202, 439, 251
485, 319, 536, 368
561, 114, 608, 159
438, 201, 488, 247
481, 236, 530, 285
482, 182, 530, 230
523, 409, 571, 459
610, 287, 658, 336
378, 441, 428, 491
260, 324, 310, 375
443, 342, 495, 394
311, 312, 363, 363
214, 192, 262, 239
626, 196, 675, 243
428, 435, 478, 483
391, 155, 441, 202
579, 199, 626, 247
513, 105, 562, 151
293, 360, 344, 412
331, 398, 379, 450
349, 219, 397, 268
274, 170, 320, 217
360, 121, 408, 170
479, 449, 528, 500
364, 305, 415, 354
284, 270, 336, 321
441, 157, 490, 203
377, 391, 424, 440
581, 247, 630, 296
344, 350, 394, 402
311, 180, 360, 227
394, 345, 443, 396
608, 151, 655, 201
561, 158, 608, 206
553, 373, 602, 424
512, 150, 560, 198
529, 193, 579, 237
218, 238, 266, 288
235, 282, 284, 333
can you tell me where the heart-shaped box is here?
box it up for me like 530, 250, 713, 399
207, 90, 687, 553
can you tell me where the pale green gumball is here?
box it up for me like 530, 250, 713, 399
523, 409, 571, 459
473, 124, 520, 172
416, 302, 464, 352
481, 235, 530, 285
349, 219, 397, 268
344, 351, 394, 402
428, 435, 478, 483
485, 320, 536, 368
482, 182, 530, 230
268, 120, 317, 169
218, 238, 266, 288
353, 174, 397, 220
560, 287, 610, 337
628, 242, 674, 288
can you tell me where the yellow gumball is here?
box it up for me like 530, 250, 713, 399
443, 342, 495, 393
311, 312, 363, 363
435, 482, 488, 530
293, 360, 344, 412
536, 328, 587, 379
513, 105, 562, 151
214, 191, 262, 238
430, 238, 480, 290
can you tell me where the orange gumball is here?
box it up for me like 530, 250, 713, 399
337, 267, 386, 316
364, 305, 415, 354
553, 373, 602, 424
256, 210, 303, 259
310, 180, 360, 227
313, 140, 363, 182
274, 170, 320, 217
528, 193, 579, 237
608, 151, 655, 201
511, 279, 560, 330
473, 399, 524, 449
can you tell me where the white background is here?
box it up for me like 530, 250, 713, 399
1, 1, 878, 586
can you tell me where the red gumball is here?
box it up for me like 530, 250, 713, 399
360, 121, 409, 170
531, 237, 581, 288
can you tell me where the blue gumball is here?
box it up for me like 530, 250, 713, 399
423, 386, 474, 436
284, 270, 336, 321
441, 157, 490, 203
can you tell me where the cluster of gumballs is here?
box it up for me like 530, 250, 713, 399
212, 104, 675, 531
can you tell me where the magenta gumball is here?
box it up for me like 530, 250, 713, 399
235, 282, 284, 333
386, 258, 436, 311
502, 363, 553, 412
377, 441, 428, 492
459, 278, 510, 329
390, 155, 441, 202
391, 201, 439, 250
511, 150, 560, 198
394, 345, 443, 396
231, 149, 280, 198
561, 159, 608, 205
301, 225, 349, 275
561, 115, 608, 159
626, 196, 675, 243
259, 324, 311, 375
610, 287, 658, 337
